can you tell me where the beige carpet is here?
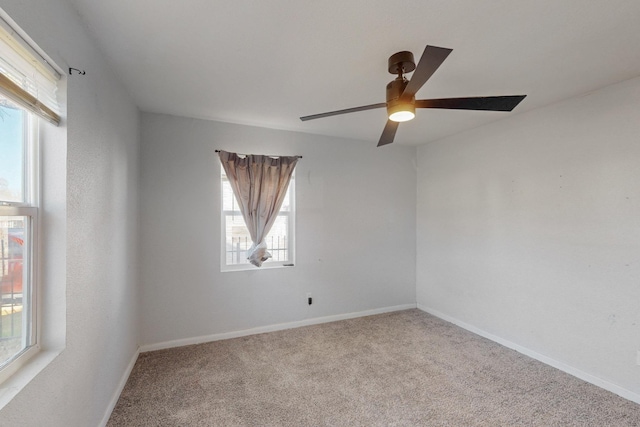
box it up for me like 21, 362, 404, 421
108, 309, 640, 426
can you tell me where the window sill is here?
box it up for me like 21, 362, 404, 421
221, 262, 295, 273
0, 348, 62, 410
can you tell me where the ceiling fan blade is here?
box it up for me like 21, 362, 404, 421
300, 102, 386, 121
415, 95, 526, 111
377, 120, 399, 147
401, 45, 452, 101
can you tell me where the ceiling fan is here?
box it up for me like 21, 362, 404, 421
300, 45, 526, 147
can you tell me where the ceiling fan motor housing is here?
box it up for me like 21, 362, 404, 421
386, 77, 415, 118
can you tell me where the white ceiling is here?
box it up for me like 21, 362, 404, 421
67, 0, 640, 146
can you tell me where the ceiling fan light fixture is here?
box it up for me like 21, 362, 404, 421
389, 109, 415, 122
387, 102, 415, 122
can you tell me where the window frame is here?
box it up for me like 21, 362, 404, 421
220, 169, 296, 272
0, 100, 40, 384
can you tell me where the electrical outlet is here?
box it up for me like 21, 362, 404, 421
306, 293, 312, 305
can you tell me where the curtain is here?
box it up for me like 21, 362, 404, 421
218, 150, 299, 267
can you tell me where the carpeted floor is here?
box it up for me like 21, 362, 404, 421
108, 309, 640, 426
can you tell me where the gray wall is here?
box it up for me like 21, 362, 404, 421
139, 113, 416, 346
417, 76, 640, 400
0, 1, 140, 425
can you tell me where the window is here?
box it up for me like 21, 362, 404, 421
0, 14, 60, 385
221, 169, 295, 271
0, 94, 38, 382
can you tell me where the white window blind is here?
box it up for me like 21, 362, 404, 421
0, 17, 60, 125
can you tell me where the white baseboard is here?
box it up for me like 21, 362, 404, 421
99, 347, 140, 427
140, 303, 417, 353
417, 304, 640, 405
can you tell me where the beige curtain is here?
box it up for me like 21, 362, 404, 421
218, 150, 299, 267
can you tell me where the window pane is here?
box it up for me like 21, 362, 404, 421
224, 213, 290, 265
221, 177, 236, 211
265, 215, 289, 261
0, 98, 25, 203
279, 180, 291, 212
224, 213, 252, 265
0, 215, 29, 367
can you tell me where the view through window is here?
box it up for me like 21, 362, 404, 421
0, 96, 36, 373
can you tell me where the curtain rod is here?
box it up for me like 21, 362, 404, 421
215, 149, 302, 158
